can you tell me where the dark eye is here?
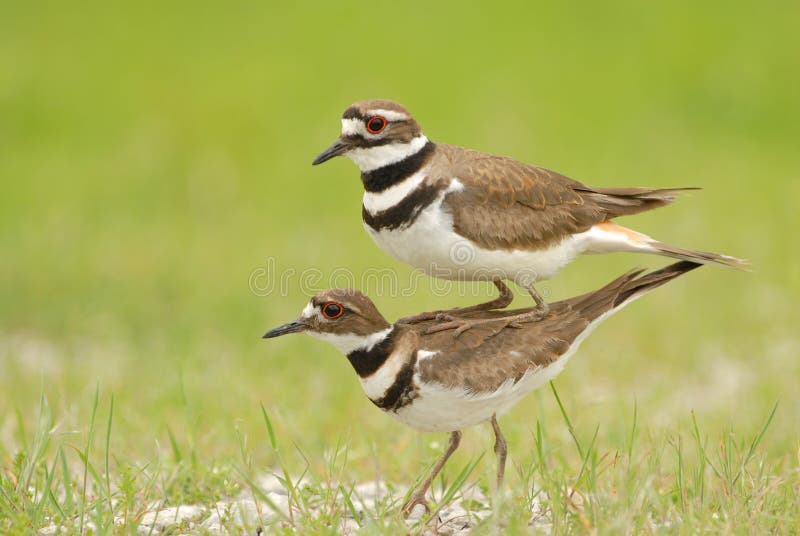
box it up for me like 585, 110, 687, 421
321, 302, 344, 319
366, 116, 387, 134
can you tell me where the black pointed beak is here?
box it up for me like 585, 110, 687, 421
262, 320, 307, 339
312, 138, 349, 165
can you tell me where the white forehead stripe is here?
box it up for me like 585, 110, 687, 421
368, 109, 409, 121
301, 302, 319, 319
341, 118, 363, 136
340, 110, 410, 136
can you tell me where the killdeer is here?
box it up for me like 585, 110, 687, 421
312, 100, 744, 331
263, 260, 701, 514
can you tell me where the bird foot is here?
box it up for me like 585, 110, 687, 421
397, 304, 497, 324
424, 315, 522, 338
401, 494, 429, 518
425, 308, 548, 338
397, 310, 441, 324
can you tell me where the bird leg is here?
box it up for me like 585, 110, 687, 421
425, 283, 550, 337
397, 281, 513, 324
423, 314, 526, 338
491, 414, 507, 489
494, 283, 550, 323
401, 430, 462, 517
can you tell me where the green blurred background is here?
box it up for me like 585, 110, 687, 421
1, 0, 798, 478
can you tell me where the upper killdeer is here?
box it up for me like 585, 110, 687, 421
263, 260, 701, 514
312, 100, 744, 330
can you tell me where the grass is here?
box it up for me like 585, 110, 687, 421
2, 0, 799, 533
1, 384, 795, 533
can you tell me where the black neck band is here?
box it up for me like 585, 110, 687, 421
346, 328, 396, 378
361, 141, 435, 193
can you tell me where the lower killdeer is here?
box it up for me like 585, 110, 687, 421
312, 100, 745, 331
263, 260, 701, 514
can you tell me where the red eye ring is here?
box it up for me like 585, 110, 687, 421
321, 302, 344, 319
365, 115, 387, 134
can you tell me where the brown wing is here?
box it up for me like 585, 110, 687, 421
434, 144, 691, 251
414, 302, 590, 393
410, 261, 701, 393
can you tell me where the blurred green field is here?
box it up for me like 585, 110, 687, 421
2, 1, 799, 533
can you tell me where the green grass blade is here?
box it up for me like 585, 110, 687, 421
59, 446, 73, 513
105, 393, 115, 514
550, 381, 583, 459
79, 384, 100, 536
627, 398, 638, 462
166, 426, 182, 463
434, 454, 484, 521
235, 467, 290, 523
573, 424, 600, 491
339, 484, 361, 524
31, 454, 59, 526
260, 402, 278, 451
733, 399, 779, 488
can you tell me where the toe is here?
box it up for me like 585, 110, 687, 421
425, 321, 458, 334
401, 496, 429, 518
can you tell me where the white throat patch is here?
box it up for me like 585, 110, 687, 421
346, 135, 429, 173
306, 326, 393, 355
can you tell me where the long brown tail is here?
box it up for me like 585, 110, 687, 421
588, 221, 749, 270
648, 241, 749, 270
577, 186, 699, 218
613, 260, 703, 306
570, 261, 703, 321
578, 186, 749, 269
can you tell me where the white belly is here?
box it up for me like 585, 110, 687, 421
364, 192, 590, 285
389, 352, 570, 432
381, 308, 614, 433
